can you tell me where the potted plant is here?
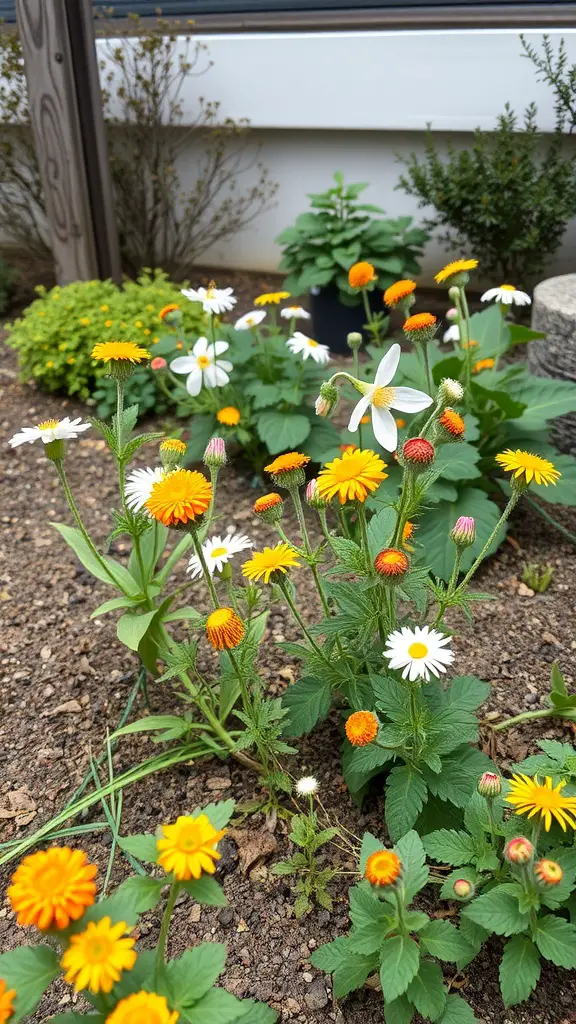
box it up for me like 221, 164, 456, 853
275, 171, 429, 351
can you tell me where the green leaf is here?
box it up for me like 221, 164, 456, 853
114, 875, 164, 913
420, 920, 474, 962
333, 953, 378, 999
112, 715, 189, 741
310, 936, 354, 972
349, 884, 393, 952
116, 609, 157, 652
423, 829, 476, 866
440, 994, 479, 1023
367, 506, 397, 559
233, 1002, 278, 1024
379, 935, 420, 1002
509, 376, 576, 430
303, 419, 342, 463
0, 946, 60, 1022
282, 676, 331, 736
118, 832, 159, 863
533, 914, 576, 967
52, 523, 141, 595
256, 410, 311, 453
166, 944, 226, 1005
187, 987, 244, 1024
91, 596, 139, 617
416, 487, 505, 579
385, 766, 428, 841
407, 959, 447, 1021
499, 935, 541, 1007
244, 381, 283, 409
191, 799, 235, 831
436, 443, 481, 482
463, 886, 530, 936
528, 452, 576, 507
181, 875, 227, 907
384, 995, 414, 1024
395, 830, 429, 902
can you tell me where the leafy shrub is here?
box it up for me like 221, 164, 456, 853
276, 171, 428, 305
5, 270, 205, 400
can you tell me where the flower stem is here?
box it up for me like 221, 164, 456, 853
55, 461, 128, 593
279, 579, 329, 662
454, 491, 520, 594
491, 707, 559, 732
289, 486, 311, 552
155, 880, 179, 973
353, 347, 364, 449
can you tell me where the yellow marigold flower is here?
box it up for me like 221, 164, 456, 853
46, 361, 54, 368
106, 992, 178, 1024
365, 850, 402, 887
8, 847, 97, 930
506, 774, 576, 831
348, 261, 376, 289
160, 438, 187, 456
402, 521, 416, 551
435, 258, 478, 284
91, 341, 149, 364
265, 452, 310, 475
217, 406, 241, 426
242, 542, 300, 584
157, 814, 225, 880
100, 305, 109, 312
345, 710, 378, 747
535, 859, 563, 886
317, 449, 387, 505
253, 493, 283, 514
254, 291, 291, 306
80, 317, 91, 326
205, 608, 245, 650
0, 979, 16, 1024
495, 449, 560, 487
374, 548, 409, 578
143, 329, 151, 336
38, 311, 46, 316
159, 303, 180, 320
145, 469, 212, 527
61, 917, 136, 993
404, 312, 436, 333
67, 357, 76, 365
472, 357, 495, 374
383, 279, 416, 307
439, 408, 466, 437
104, 320, 113, 328
395, 417, 406, 429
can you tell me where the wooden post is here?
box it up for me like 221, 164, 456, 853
15, 0, 122, 285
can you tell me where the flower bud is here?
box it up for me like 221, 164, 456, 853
151, 356, 167, 371
438, 408, 466, 441
403, 312, 437, 345
374, 548, 409, 582
402, 437, 435, 470
203, 436, 227, 469
446, 307, 459, 322
347, 332, 363, 352
453, 878, 474, 899
535, 859, 563, 886
477, 771, 501, 799
450, 516, 476, 549
306, 478, 329, 510
160, 437, 187, 469
253, 492, 284, 523
448, 286, 460, 302
438, 378, 464, 405
505, 837, 534, 866
315, 381, 339, 418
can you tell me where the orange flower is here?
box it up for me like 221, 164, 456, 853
8, 847, 97, 930
348, 262, 376, 289
383, 280, 416, 307
339, 443, 357, 454
253, 493, 283, 514
360, 415, 371, 425
365, 850, 402, 887
395, 418, 406, 429
403, 312, 437, 333
107, 992, 178, 1024
265, 452, 310, 475
535, 859, 563, 886
374, 548, 409, 578
159, 303, 179, 321
345, 711, 378, 746
472, 358, 495, 374
145, 469, 212, 527
205, 608, 245, 650
402, 521, 416, 551
439, 408, 465, 437
217, 406, 241, 426
0, 980, 16, 1024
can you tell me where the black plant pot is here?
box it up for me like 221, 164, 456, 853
310, 285, 384, 354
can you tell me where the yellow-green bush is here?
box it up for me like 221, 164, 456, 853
5, 269, 204, 399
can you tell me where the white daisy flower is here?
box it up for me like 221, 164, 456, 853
286, 332, 330, 365
443, 324, 460, 343
9, 416, 90, 448
125, 466, 166, 512
480, 284, 531, 307
281, 306, 311, 321
296, 776, 319, 796
348, 343, 433, 452
170, 337, 233, 397
187, 533, 253, 579
234, 310, 266, 331
383, 625, 454, 682
181, 284, 237, 316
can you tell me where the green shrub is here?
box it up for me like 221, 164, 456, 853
5, 269, 205, 399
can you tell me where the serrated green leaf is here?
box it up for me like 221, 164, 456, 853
407, 959, 446, 1021
463, 886, 530, 936
282, 676, 331, 737
423, 829, 477, 866
436, 442, 481, 482
0, 946, 60, 1022
310, 936, 354, 972
367, 506, 397, 559
114, 875, 164, 913
533, 914, 576, 967
384, 994, 414, 1024
166, 943, 227, 1005
440, 994, 479, 1023
379, 935, 420, 1002
395, 830, 429, 902
359, 831, 385, 873
420, 919, 474, 962
186, 987, 243, 1024
118, 832, 159, 863
499, 935, 541, 1007
256, 410, 310, 453
180, 875, 227, 907
385, 766, 428, 841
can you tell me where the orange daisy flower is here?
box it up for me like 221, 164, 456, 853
365, 850, 402, 887
345, 710, 378, 746
8, 847, 97, 931
205, 608, 245, 650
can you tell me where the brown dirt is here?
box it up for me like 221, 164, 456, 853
1, 318, 576, 1024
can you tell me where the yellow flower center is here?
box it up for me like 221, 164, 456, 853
211, 546, 228, 558
84, 935, 114, 964
308, 338, 319, 347
174, 821, 205, 852
372, 386, 395, 409
499, 284, 516, 291
408, 642, 428, 659
197, 355, 211, 369
38, 419, 59, 431
35, 866, 68, 895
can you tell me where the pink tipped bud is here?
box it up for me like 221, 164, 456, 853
453, 878, 474, 899
505, 837, 534, 866
204, 436, 227, 469
306, 478, 329, 509
151, 357, 167, 371
315, 381, 338, 418
450, 516, 476, 548
446, 307, 459, 322
477, 771, 501, 799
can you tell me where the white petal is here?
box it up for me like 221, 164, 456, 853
181, 288, 201, 303
9, 428, 40, 447
348, 395, 371, 433
186, 369, 203, 396
514, 291, 531, 306
480, 288, 499, 303
203, 364, 219, 387
375, 343, 401, 386
443, 325, 460, 343
213, 340, 229, 356
193, 337, 209, 356
212, 366, 230, 387
372, 407, 397, 451
170, 356, 196, 374
390, 387, 433, 413
498, 292, 515, 305
217, 359, 233, 373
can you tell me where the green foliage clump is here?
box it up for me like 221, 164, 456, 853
397, 104, 576, 282
5, 270, 204, 400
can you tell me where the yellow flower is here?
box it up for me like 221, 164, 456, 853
365, 850, 402, 887
135, 320, 143, 328
217, 406, 241, 426
67, 357, 76, 365
38, 311, 46, 316
254, 291, 291, 306
0, 979, 16, 1024
383, 279, 416, 307
435, 258, 478, 284
348, 261, 377, 288
80, 317, 91, 326
345, 711, 379, 746
265, 452, 310, 475
472, 357, 495, 374
242, 542, 300, 584
8, 847, 97, 930
205, 608, 245, 650
100, 305, 109, 312
46, 361, 54, 369
91, 341, 149, 364
143, 329, 151, 336
146, 304, 155, 312
317, 449, 387, 505
104, 320, 113, 328
61, 916, 137, 993
106, 991, 178, 1024
145, 469, 212, 527
505, 774, 576, 831
160, 438, 187, 456
495, 449, 560, 487
157, 814, 225, 880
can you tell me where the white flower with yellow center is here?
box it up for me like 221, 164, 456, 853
281, 306, 311, 321
125, 466, 166, 512
443, 324, 460, 343
296, 776, 319, 796
187, 533, 253, 579
235, 310, 266, 331
170, 337, 233, 396
383, 625, 454, 682
9, 416, 90, 448
481, 284, 531, 307
181, 284, 237, 315
348, 343, 433, 452
286, 332, 330, 365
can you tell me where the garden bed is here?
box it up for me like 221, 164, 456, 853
1, 336, 576, 1023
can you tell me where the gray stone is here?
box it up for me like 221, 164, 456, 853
303, 980, 329, 1010
529, 273, 576, 453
